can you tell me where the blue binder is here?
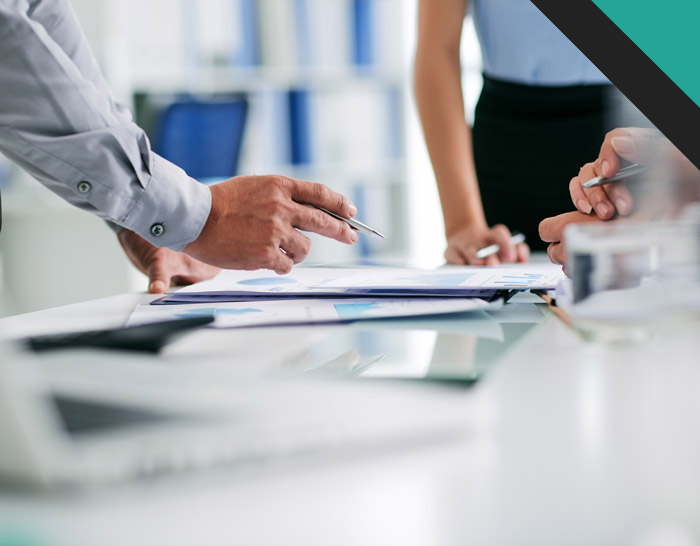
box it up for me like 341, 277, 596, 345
155, 96, 249, 181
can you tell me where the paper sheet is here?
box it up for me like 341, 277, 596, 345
163, 264, 566, 303
128, 297, 496, 329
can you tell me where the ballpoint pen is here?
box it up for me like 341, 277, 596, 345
582, 163, 649, 188
312, 205, 387, 239
475, 232, 526, 259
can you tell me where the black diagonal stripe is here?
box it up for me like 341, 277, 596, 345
531, 0, 700, 170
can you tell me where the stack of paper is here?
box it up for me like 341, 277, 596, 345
157, 265, 565, 303
127, 265, 566, 329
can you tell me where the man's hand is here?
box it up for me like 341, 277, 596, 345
118, 230, 220, 293
539, 211, 601, 269
185, 175, 359, 274
444, 223, 529, 265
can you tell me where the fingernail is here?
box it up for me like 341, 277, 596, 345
348, 202, 358, 217
350, 230, 359, 243
577, 199, 593, 214
149, 280, 165, 293
615, 198, 630, 215
596, 202, 612, 218
601, 160, 611, 176
612, 136, 636, 155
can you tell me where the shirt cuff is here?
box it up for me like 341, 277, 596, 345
120, 154, 212, 252
104, 220, 125, 235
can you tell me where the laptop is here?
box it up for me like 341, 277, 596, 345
0, 343, 469, 488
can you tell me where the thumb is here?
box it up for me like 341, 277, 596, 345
147, 255, 171, 293
610, 128, 661, 165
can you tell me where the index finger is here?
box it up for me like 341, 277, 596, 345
539, 211, 601, 244
539, 215, 563, 244
291, 203, 358, 244
287, 178, 357, 219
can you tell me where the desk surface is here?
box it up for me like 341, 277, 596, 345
1, 292, 700, 546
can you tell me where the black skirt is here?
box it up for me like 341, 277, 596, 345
473, 74, 620, 251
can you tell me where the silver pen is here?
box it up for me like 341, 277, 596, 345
582, 163, 649, 188
312, 206, 386, 239
475, 232, 526, 259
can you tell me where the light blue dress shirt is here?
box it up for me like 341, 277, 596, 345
471, 0, 609, 86
0, 0, 211, 251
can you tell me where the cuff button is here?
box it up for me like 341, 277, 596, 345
150, 223, 165, 237
77, 181, 92, 194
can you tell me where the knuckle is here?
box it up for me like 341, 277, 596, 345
301, 237, 311, 255
269, 193, 289, 212
255, 246, 276, 266
267, 176, 291, 199
314, 210, 331, 230
272, 217, 287, 237
341, 223, 354, 239
492, 224, 511, 240
311, 183, 330, 203
260, 216, 277, 236
311, 183, 325, 198
269, 175, 287, 189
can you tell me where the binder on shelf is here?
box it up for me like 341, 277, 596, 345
294, 0, 312, 67
155, 96, 249, 181
232, 0, 260, 67
352, 0, 404, 69
353, 0, 375, 67
288, 90, 313, 165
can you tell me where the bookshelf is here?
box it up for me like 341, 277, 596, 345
102, 0, 413, 263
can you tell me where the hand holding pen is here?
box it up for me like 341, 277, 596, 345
445, 224, 529, 266
569, 128, 661, 220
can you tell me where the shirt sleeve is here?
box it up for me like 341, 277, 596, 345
0, 0, 211, 251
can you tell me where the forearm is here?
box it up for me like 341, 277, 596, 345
414, 48, 486, 234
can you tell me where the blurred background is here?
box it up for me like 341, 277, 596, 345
0, 0, 486, 317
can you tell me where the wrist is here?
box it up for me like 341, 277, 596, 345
445, 217, 488, 238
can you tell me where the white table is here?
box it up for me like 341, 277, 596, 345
1, 292, 700, 546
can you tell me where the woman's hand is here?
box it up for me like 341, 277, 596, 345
445, 223, 530, 266
569, 127, 696, 220
539, 211, 602, 270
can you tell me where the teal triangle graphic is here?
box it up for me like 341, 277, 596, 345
592, 0, 700, 107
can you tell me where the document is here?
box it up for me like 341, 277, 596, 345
157, 264, 566, 304
128, 297, 497, 329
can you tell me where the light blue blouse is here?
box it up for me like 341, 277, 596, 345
471, 0, 609, 86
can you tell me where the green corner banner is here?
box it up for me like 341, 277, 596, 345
531, 0, 700, 170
